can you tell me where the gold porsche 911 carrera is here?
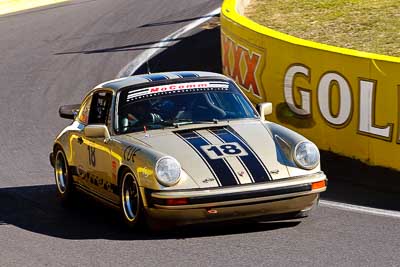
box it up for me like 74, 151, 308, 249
50, 71, 327, 229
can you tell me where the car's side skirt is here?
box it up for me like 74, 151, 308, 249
74, 183, 120, 208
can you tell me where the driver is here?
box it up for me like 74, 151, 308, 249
120, 101, 163, 132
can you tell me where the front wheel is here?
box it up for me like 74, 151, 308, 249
54, 148, 74, 204
120, 170, 144, 228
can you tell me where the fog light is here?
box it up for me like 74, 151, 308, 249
166, 198, 188, 206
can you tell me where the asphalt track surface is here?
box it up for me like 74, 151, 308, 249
0, 1, 399, 266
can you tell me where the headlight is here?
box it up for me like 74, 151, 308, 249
293, 141, 319, 170
155, 156, 181, 186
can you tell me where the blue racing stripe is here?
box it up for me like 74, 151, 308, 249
209, 127, 272, 182
142, 74, 169, 82
176, 130, 239, 187
173, 72, 199, 78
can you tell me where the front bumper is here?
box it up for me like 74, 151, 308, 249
145, 172, 327, 225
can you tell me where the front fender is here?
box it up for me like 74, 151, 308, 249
114, 140, 198, 191
263, 122, 321, 176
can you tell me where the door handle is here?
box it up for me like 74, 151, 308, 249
77, 137, 83, 145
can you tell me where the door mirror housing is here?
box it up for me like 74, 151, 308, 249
258, 102, 273, 122
59, 104, 80, 120
84, 125, 111, 142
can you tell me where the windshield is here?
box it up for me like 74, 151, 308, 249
115, 80, 258, 134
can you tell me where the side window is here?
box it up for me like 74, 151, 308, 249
88, 91, 112, 125
78, 96, 92, 125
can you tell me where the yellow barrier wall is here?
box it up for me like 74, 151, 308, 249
221, 0, 400, 170
0, 0, 68, 15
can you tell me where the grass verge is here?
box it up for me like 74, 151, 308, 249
245, 0, 400, 57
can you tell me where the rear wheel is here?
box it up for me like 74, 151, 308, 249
54, 148, 74, 204
120, 170, 144, 228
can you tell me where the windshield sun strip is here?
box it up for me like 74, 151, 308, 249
115, 81, 259, 134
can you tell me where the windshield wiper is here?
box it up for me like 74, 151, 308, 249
160, 119, 194, 127
160, 118, 219, 128
193, 119, 219, 124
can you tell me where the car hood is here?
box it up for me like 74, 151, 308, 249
122, 121, 291, 188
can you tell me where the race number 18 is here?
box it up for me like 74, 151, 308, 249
201, 142, 248, 159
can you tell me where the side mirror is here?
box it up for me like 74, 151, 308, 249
59, 104, 80, 120
258, 102, 273, 122
84, 125, 111, 142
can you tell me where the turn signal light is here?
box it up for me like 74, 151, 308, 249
166, 198, 189, 206
312, 180, 326, 190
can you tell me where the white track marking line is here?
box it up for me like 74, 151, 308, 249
117, 7, 221, 78
320, 200, 400, 219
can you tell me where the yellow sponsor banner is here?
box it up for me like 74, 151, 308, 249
0, 0, 68, 15
221, 0, 400, 170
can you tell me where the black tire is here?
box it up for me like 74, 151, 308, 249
119, 170, 144, 228
54, 148, 75, 205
